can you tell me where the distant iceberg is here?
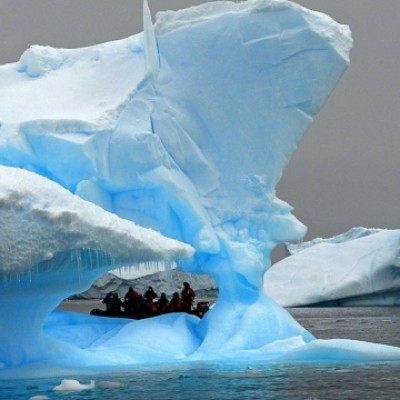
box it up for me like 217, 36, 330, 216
78, 267, 217, 300
264, 228, 400, 306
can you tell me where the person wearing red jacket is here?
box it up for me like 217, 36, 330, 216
181, 282, 195, 312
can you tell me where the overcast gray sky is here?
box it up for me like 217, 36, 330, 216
1, 0, 399, 243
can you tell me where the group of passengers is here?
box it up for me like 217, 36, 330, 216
102, 282, 196, 317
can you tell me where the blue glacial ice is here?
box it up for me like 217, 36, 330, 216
265, 227, 400, 306
1, 0, 399, 379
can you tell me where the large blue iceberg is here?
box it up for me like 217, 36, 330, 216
1, 0, 399, 378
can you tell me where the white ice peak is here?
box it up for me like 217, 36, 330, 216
143, 0, 159, 80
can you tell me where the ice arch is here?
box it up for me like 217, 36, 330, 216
0, 166, 193, 368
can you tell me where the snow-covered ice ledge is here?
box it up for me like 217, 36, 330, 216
0, 166, 194, 369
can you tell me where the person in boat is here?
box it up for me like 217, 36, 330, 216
148, 290, 164, 315
168, 291, 184, 312
102, 292, 122, 315
181, 282, 196, 312
123, 286, 142, 315
156, 292, 169, 314
144, 286, 158, 303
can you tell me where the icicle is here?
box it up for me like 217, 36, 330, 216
164, 259, 173, 280
88, 249, 93, 271
72, 248, 82, 288
143, 0, 159, 81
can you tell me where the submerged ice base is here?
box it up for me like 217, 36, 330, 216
1, 0, 398, 378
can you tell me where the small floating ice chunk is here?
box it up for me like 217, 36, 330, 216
53, 379, 95, 391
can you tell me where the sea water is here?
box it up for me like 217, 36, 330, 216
2, 307, 400, 399
3, 360, 400, 399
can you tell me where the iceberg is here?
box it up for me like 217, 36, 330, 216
1, 0, 399, 378
265, 227, 400, 306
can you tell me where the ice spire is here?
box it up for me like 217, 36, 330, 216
143, 0, 159, 80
